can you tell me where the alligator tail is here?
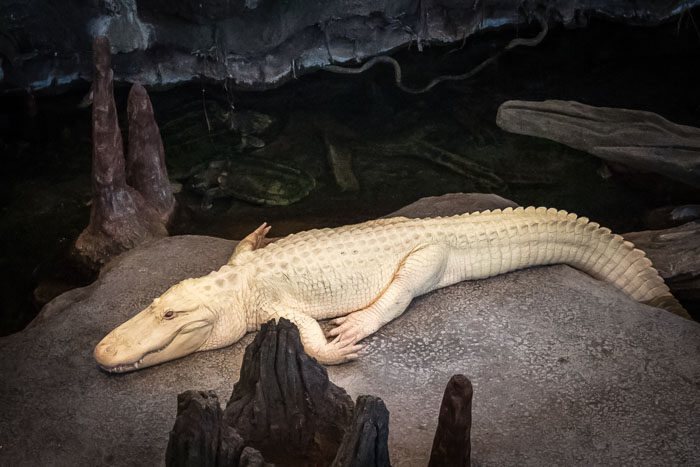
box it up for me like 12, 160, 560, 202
531, 207, 689, 318
454, 206, 689, 318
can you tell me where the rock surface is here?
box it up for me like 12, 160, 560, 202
224, 318, 353, 466
1, 1, 697, 92
427, 375, 473, 467
331, 395, 391, 467
496, 100, 700, 187
1, 193, 700, 466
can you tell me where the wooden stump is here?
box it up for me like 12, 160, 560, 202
427, 374, 473, 467
165, 390, 272, 467
224, 318, 354, 466
331, 395, 391, 467
126, 83, 175, 225
74, 36, 166, 268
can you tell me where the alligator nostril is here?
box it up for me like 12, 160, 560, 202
99, 344, 117, 356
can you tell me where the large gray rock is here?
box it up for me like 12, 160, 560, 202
1, 1, 697, 92
1, 194, 699, 466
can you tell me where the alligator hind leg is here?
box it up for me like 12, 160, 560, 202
328, 244, 449, 346
228, 223, 273, 263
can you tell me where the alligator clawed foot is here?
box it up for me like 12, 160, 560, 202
327, 314, 368, 347
239, 223, 273, 251
315, 335, 363, 365
249, 222, 273, 249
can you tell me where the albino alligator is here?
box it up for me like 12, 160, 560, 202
94, 207, 688, 372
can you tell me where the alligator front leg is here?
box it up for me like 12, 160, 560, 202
328, 244, 449, 345
277, 310, 363, 365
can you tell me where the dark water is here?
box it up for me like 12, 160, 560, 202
1, 14, 699, 335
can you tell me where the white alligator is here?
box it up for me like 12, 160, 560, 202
94, 206, 688, 372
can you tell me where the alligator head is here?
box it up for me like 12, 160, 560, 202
93, 277, 247, 373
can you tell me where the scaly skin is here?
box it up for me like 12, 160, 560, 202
94, 206, 688, 372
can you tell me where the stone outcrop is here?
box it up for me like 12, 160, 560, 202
126, 83, 175, 225
1, 1, 697, 93
74, 36, 167, 268
427, 375, 473, 467
224, 318, 354, 466
496, 100, 700, 188
2, 194, 700, 466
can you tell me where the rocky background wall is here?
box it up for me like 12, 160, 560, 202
1, 0, 698, 93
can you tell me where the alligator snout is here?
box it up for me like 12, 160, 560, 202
93, 335, 126, 370
95, 341, 117, 357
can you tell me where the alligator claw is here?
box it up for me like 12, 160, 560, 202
328, 313, 368, 346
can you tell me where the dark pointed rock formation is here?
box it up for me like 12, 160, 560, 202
75, 36, 167, 268
165, 390, 272, 467
427, 374, 473, 467
223, 318, 354, 466
126, 83, 175, 225
331, 395, 391, 467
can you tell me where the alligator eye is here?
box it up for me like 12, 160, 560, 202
164, 310, 174, 319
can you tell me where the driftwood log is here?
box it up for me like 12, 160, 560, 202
223, 318, 354, 466
496, 100, 700, 188
427, 374, 473, 467
625, 222, 700, 304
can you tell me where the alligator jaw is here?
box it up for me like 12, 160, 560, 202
95, 320, 214, 373
99, 360, 142, 374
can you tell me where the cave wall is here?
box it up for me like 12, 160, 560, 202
1, 0, 698, 93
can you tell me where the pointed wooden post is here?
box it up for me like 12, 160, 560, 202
126, 83, 175, 225
428, 374, 473, 467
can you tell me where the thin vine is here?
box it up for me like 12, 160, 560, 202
321, 13, 548, 94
